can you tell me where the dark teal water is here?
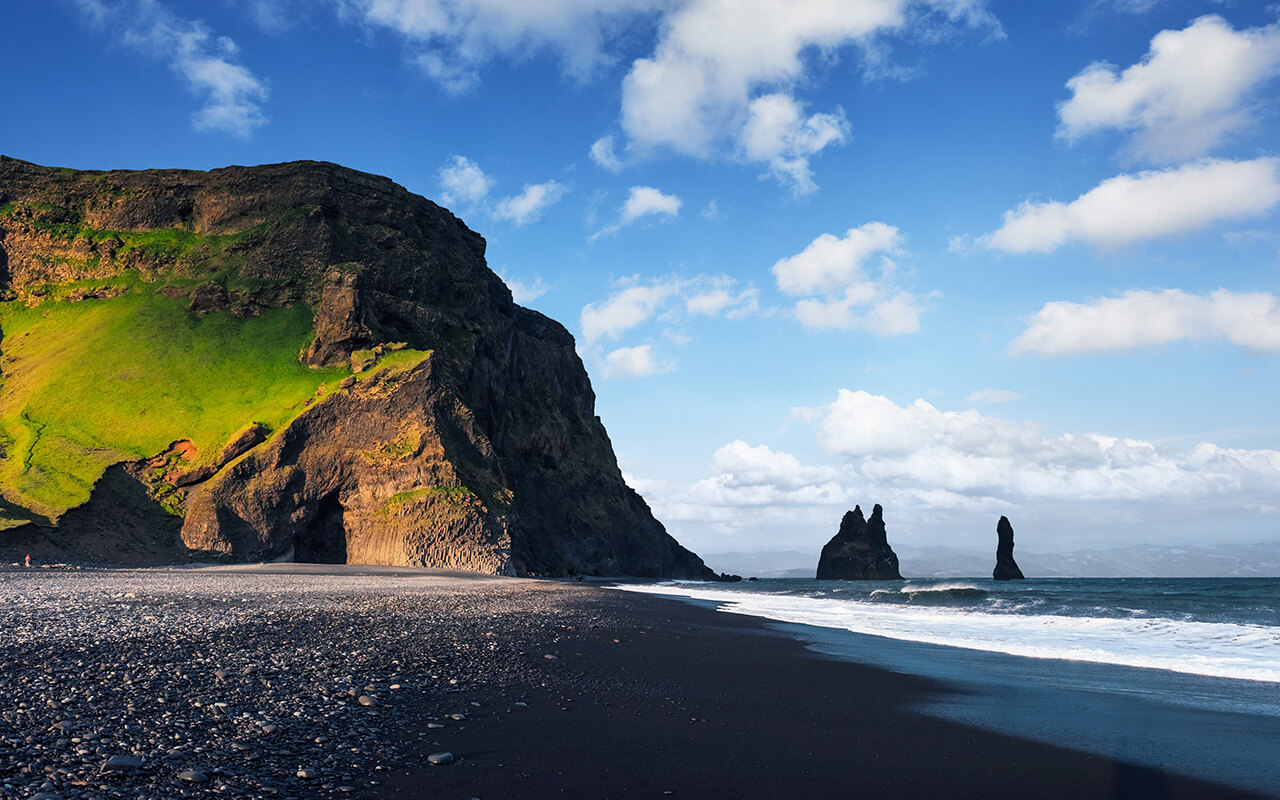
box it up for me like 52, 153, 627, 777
626, 578, 1280, 795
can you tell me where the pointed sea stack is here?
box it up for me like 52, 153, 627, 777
815, 504, 903, 580
993, 516, 1025, 580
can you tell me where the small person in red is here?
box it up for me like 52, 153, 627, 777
24, 554, 31, 568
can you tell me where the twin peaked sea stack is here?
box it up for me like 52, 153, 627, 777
0, 157, 719, 579
815, 504, 903, 581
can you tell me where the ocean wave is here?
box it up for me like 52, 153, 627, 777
870, 582, 990, 606
620, 584, 1280, 684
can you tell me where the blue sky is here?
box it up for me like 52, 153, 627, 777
4, 0, 1280, 559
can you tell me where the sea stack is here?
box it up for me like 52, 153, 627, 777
815, 504, 903, 580
992, 516, 1025, 580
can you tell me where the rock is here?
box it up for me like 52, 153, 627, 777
297, 768, 318, 779
815, 505, 903, 580
187, 281, 228, 315
426, 752, 455, 766
217, 423, 269, 467
177, 769, 209, 783
993, 516, 1025, 580
0, 158, 724, 580
339, 376, 356, 390
357, 695, 377, 707
102, 754, 142, 772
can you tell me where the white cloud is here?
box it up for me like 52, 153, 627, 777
812, 389, 1280, 504
82, 1, 269, 136
619, 0, 997, 192
500, 273, 549, 304
1012, 289, 1280, 357
968, 388, 1021, 403
739, 94, 850, 195
773, 222, 927, 335
685, 281, 760, 319
591, 185, 682, 239
589, 135, 624, 171
630, 395, 1280, 549
1057, 16, 1280, 163
978, 158, 1280, 254
578, 274, 761, 378
601, 344, 674, 378
493, 180, 569, 225
580, 279, 681, 347
437, 155, 494, 205
344, 0, 666, 90
622, 185, 682, 222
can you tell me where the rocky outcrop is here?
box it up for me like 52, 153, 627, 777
815, 504, 903, 580
0, 157, 718, 578
993, 515, 1025, 580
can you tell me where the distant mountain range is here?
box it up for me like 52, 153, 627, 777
704, 542, 1280, 579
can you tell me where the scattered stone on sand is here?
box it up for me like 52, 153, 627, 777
0, 568, 619, 800
426, 752, 455, 766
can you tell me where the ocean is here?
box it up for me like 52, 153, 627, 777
623, 578, 1280, 796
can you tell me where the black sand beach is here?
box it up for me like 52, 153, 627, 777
0, 567, 1267, 800
383, 585, 1267, 800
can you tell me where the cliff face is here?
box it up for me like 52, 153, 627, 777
993, 516, 1025, 580
815, 504, 903, 580
0, 156, 715, 578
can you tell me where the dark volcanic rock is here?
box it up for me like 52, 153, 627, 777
0, 156, 717, 579
993, 515, 1025, 580
815, 504, 903, 580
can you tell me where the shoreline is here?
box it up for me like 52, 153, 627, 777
1, 567, 1269, 800
381, 583, 1269, 800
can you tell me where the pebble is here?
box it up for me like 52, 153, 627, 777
426, 752, 455, 766
102, 755, 142, 772
0, 568, 609, 800
357, 695, 378, 707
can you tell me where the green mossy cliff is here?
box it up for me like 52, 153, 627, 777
0, 156, 718, 578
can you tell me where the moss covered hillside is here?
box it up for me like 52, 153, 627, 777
0, 157, 718, 580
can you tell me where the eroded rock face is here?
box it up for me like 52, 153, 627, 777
815, 504, 903, 580
993, 515, 1025, 580
0, 157, 716, 579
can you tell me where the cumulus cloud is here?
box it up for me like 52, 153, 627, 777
493, 180, 569, 225
591, 185, 682, 239
344, 0, 665, 91
739, 94, 850, 195
1057, 16, 1280, 163
968, 388, 1021, 403
639, 391, 1280, 534
580, 279, 681, 347
578, 274, 761, 378
79, 0, 269, 136
436, 156, 567, 225
772, 222, 926, 335
1012, 289, 1280, 357
813, 390, 1280, 504
619, 0, 997, 192
589, 135, 624, 171
601, 344, 674, 378
977, 158, 1280, 254
437, 155, 494, 205
500, 273, 549, 304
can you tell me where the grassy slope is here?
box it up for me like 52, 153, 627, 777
0, 289, 427, 525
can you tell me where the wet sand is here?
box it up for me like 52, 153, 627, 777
381, 586, 1267, 800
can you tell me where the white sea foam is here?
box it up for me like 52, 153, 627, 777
622, 584, 1280, 683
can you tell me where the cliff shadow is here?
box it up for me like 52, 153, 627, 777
294, 490, 348, 564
